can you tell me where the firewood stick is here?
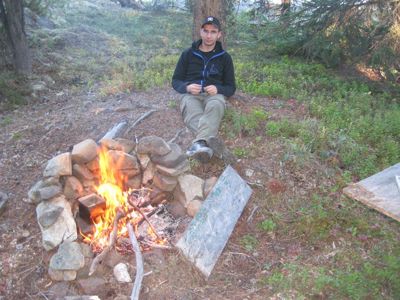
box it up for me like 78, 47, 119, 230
168, 127, 186, 143
89, 209, 125, 276
128, 196, 161, 240
127, 109, 157, 134
127, 223, 144, 300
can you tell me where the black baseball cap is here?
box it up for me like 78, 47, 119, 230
201, 16, 221, 30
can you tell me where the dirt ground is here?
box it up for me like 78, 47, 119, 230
0, 2, 360, 299
0, 75, 336, 299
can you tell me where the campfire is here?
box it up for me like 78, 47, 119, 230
79, 145, 167, 254
28, 135, 211, 282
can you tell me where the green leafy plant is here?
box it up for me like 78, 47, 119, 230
240, 234, 258, 251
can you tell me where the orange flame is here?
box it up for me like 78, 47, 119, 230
81, 146, 166, 252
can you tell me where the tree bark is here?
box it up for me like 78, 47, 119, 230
1, 0, 31, 75
192, 0, 226, 48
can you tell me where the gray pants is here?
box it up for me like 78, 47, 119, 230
180, 93, 226, 143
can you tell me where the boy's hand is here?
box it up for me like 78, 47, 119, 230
204, 85, 218, 95
187, 84, 202, 95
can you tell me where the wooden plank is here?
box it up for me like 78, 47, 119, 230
343, 163, 400, 222
176, 165, 252, 278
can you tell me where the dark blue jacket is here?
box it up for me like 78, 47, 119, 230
172, 40, 236, 97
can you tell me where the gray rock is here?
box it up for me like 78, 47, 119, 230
155, 159, 190, 177
28, 177, 62, 203
174, 174, 204, 207
137, 136, 171, 156
36, 196, 77, 250
48, 268, 77, 281
137, 153, 150, 170
187, 199, 203, 217
86, 158, 99, 172
166, 198, 186, 218
153, 172, 178, 192
71, 139, 98, 164
50, 241, 85, 271
126, 174, 142, 190
151, 143, 186, 168
43, 152, 72, 177
142, 161, 155, 186
73, 164, 94, 182
63, 176, 84, 200
108, 150, 140, 171
203, 176, 218, 198
38, 206, 64, 228
100, 138, 135, 153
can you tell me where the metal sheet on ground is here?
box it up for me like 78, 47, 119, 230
343, 162, 400, 222
176, 165, 252, 277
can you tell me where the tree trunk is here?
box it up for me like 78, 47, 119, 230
1, 0, 31, 75
281, 0, 291, 15
192, 0, 226, 48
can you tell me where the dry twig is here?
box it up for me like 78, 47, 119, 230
127, 223, 144, 300
127, 109, 157, 134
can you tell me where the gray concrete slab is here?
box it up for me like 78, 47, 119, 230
176, 166, 252, 278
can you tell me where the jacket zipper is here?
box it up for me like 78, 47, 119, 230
193, 50, 225, 92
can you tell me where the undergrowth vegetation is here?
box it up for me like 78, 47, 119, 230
0, 2, 399, 298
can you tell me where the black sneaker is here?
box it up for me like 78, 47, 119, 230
186, 140, 213, 163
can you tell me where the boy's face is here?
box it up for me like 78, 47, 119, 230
200, 24, 221, 48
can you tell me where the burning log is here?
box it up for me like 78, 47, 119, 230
89, 208, 125, 276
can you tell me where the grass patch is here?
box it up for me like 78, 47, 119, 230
236, 55, 400, 179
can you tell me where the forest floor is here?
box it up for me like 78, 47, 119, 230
1, 1, 399, 299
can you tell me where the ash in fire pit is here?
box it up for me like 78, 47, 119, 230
28, 135, 215, 282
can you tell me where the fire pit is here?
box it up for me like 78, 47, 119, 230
28, 135, 213, 282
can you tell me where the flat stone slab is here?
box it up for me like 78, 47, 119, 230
343, 162, 400, 222
176, 165, 252, 278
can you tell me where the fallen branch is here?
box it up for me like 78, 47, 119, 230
99, 120, 129, 142
127, 223, 144, 300
127, 109, 157, 134
168, 127, 186, 144
89, 209, 125, 276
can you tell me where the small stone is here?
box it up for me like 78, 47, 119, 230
78, 194, 106, 220
48, 268, 77, 281
137, 136, 171, 156
245, 168, 255, 178
71, 139, 98, 164
113, 263, 132, 283
187, 199, 203, 217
